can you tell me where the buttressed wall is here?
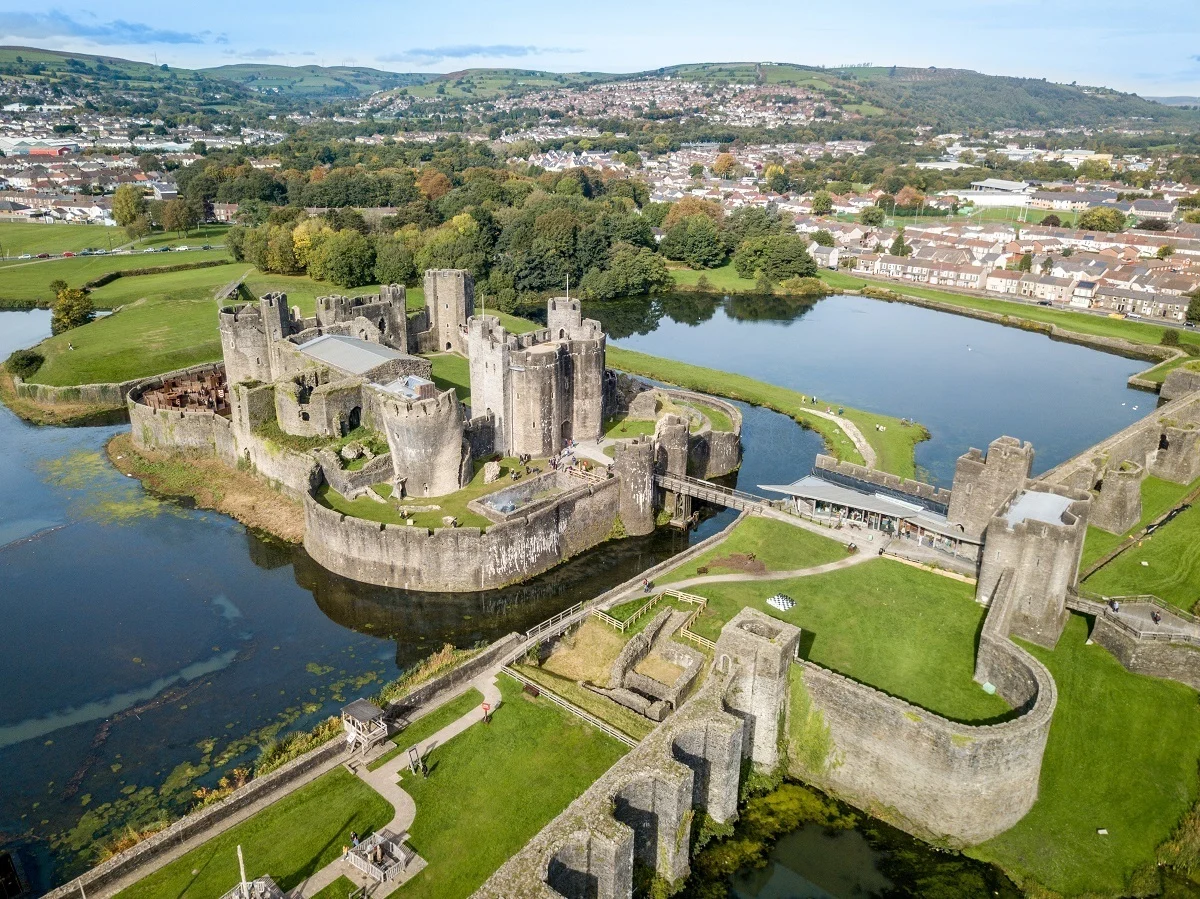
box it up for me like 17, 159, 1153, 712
474, 610, 797, 899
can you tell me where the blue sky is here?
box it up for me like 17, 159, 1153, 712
2, 1, 1200, 95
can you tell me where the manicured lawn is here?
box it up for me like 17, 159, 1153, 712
115, 768, 393, 899
1084, 499, 1200, 613
682, 398, 734, 431
0, 249, 232, 306
317, 455, 549, 531
670, 262, 758, 293
1081, 474, 1200, 570
427, 353, 470, 405
603, 413, 657, 440
686, 559, 1012, 723
973, 615, 1200, 896
310, 875, 358, 899
367, 688, 485, 772
660, 516, 850, 584
606, 345, 927, 478
387, 675, 627, 899
0, 221, 120, 257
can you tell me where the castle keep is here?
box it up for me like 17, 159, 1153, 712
130, 270, 742, 592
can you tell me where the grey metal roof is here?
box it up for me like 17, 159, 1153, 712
378, 374, 436, 399
297, 334, 406, 375
760, 476, 978, 543
342, 698, 385, 723
1003, 490, 1073, 526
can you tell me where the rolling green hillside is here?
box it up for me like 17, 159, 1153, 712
198, 64, 432, 98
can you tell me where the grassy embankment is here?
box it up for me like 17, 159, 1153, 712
659, 515, 851, 583
113, 768, 393, 899
0, 221, 120, 258
117, 675, 624, 899
0, 248, 233, 307
383, 675, 627, 899
607, 345, 926, 478
1079, 474, 1200, 570
684, 558, 1011, 723
106, 432, 306, 542
973, 615, 1200, 896
1083, 494, 1200, 613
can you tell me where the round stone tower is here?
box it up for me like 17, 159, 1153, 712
378, 388, 467, 498
219, 303, 273, 385
510, 343, 566, 458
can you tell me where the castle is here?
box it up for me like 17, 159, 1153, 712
128, 269, 743, 592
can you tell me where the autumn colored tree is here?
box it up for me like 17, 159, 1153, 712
51, 288, 94, 335
417, 169, 452, 201
662, 197, 724, 231
712, 153, 737, 179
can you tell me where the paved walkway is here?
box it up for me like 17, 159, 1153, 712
803, 407, 877, 468
288, 672, 504, 898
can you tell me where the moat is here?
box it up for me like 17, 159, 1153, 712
0, 295, 1150, 893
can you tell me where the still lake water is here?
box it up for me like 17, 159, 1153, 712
0, 292, 1145, 893
590, 293, 1150, 485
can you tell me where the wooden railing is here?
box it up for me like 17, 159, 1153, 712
591, 591, 664, 632
526, 601, 585, 639
501, 667, 639, 747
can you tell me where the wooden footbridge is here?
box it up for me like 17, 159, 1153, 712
655, 472, 772, 514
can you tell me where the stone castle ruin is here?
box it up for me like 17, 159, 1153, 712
127, 269, 743, 592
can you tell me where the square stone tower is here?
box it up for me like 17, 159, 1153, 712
976, 483, 1090, 648
948, 436, 1035, 539
424, 269, 474, 354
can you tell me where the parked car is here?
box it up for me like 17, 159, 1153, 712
142, 247, 157, 253
36, 253, 49, 259
18, 254, 31, 259
62, 252, 75, 257
201, 244, 212, 250
174, 245, 189, 251
158, 246, 171, 253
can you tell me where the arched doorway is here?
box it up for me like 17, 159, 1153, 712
347, 406, 362, 432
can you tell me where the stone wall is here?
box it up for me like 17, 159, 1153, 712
302, 476, 621, 592
816, 454, 951, 510
792, 570, 1056, 847
947, 437, 1034, 538
1073, 598, 1200, 691
376, 387, 466, 498
614, 438, 656, 537
316, 451, 394, 499
1160, 365, 1200, 402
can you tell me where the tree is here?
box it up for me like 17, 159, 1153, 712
374, 236, 416, 284
161, 199, 199, 234
860, 206, 885, 226
662, 197, 723, 231
889, 228, 910, 257
811, 230, 835, 247
112, 184, 146, 227
312, 230, 376, 288
50, 288, 94, 335
660, 215, 726, 269
124, 214, 152, 242
1159, 245, 1176, 259
811, 191, 833, 216
48, 278, 67, 296
1041, 214, 1062, 228
1018, 252, 1033, 272
688, 163, 704, 179
732, 234, 817, 281
1041, 257, 1053, 275
1078, 206, 1126, 233
1188, 289, 1200, 324
417, 169, 452, 202
137, 153, 160, 173
895, 186, 924, 209
1139, 218, 1169, 232
712, 153, 736, 179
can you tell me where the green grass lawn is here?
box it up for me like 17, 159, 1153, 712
0, 249, 233, 307
427, 353, 470, 405
670, 263, 757, 293
28, 269, 232, 385
317, 455, 543, 531
972, 615, 1200, 896
681, 398, 734, 431
661, 516, 850, 584
512, 663, 656, 741
0, 221, 121, 257
1081, 475, 1200, 570
115, 768, 393, 899
686, 559, 1011, 723
386, 675, 627, 899
1084, 498, 1200, 612
606, 345, 927, 478
310, 875, 358, 899
367, 688, 485, 772
603, 413, 657, 440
